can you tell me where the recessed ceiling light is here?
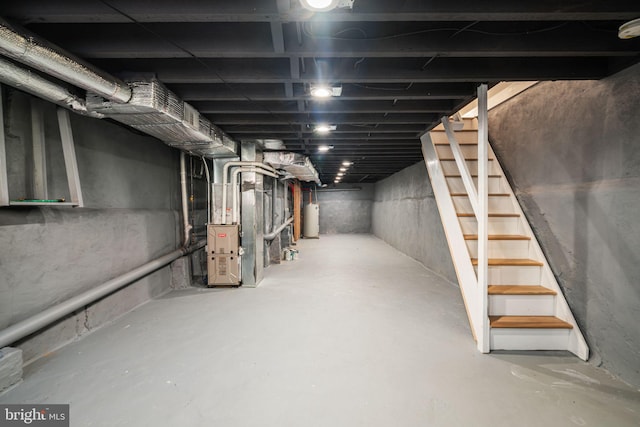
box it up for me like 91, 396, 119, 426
342, 161, 352, 166
339, 167, 347, 172
334, 179, 340, 183
300, 0, 354, 12
318, 145, 333, 152
310, 86, 332, 98
337, 172, 344, 176
619, 18, 640, 39
314, 124, 337, 134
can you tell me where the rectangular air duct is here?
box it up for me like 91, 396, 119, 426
263, 152, 321, 185
87, 79, 236, 158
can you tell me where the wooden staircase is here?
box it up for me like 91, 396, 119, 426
421, 118, 588, 359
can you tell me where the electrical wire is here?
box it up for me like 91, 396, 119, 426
303, 21, 571, 41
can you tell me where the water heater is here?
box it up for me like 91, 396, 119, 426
303, 203, 320, 238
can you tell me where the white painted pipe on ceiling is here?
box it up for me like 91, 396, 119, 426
231, 167, 278, 224
220, 161, 277, 225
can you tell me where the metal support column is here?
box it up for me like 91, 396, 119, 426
477, 84, 490, 353
240, 141, 264, 287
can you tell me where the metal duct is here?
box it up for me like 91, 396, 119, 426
0, 58, 103, 118
263, 152, 321, 185
87, 79, 237, 158
0, 17, 131, 103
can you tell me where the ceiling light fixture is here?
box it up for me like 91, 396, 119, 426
337, 172, 344, 176
299, 0, 354, 12
310, 84, 343, 98
339, 167, 347, 172
318, 145, 334, 152
619, 18, 640, 39
314, 124, 337, 134
342, 161, 352, 166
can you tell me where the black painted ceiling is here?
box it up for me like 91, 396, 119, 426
2, 1, 639, 183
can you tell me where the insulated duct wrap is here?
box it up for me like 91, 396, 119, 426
86, 79, 237, 158
263, 152, 321, 185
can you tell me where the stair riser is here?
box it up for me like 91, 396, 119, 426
453, 196, 513, 213
436, 144, 483, 157
459, 217, 522, 235
489, 295, 555, 316
441, 161, 499, 175
447, 177, 503, 193
466, 240, 531, 259
475, 265, 542, 285
490, 328, 570, 351
431, 131, 478, 145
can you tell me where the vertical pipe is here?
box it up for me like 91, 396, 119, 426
202, 157, 211, 224
180, 152, 192, 247
0, 85, 10, 206
272, 176, 277, 232
477, 84, 490, 353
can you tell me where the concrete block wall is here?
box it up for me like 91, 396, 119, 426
488, 63, 640, 387
372, 162, 457, 283
0, 89, 181, 363
316, 184, 374, 234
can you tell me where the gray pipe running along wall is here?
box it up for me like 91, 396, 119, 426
487, 63, 640, 388
0, 88, 182, 363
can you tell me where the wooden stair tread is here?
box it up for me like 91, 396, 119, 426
471, 258, 544, 266
458, 213, 519, 217
490, 316, 572, 329
439, 158, 495, 161
488, 285, 556, 295
445, 174, 501, 178
464, 234, 531, 240
451, 193, 509, 197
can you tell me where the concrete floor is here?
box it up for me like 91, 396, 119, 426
1, 234, 639, 426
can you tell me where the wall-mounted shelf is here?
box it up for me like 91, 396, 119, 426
0, 85, 84, 207
9, 201, 79, 207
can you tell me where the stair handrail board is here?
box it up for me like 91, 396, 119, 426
441, 117, 480, 218
421, 133, 486, 351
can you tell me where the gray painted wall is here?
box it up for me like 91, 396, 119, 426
0, 89, 181, 362
317, 184, 374, 234
372, 162, 457, 283
488, 63, 640, 387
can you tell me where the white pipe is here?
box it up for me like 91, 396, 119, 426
221, 161, 277, 225
0, 18, 131, 103
231, 167, 278, 224
0, 240, 205, 349
0, 58, 104, 118
264, 216, 293, 241
180, 152, 192, 246
202, 157, 211, 224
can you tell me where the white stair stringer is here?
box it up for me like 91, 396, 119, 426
421, 134, 488, 351
421, 130, 589, 360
